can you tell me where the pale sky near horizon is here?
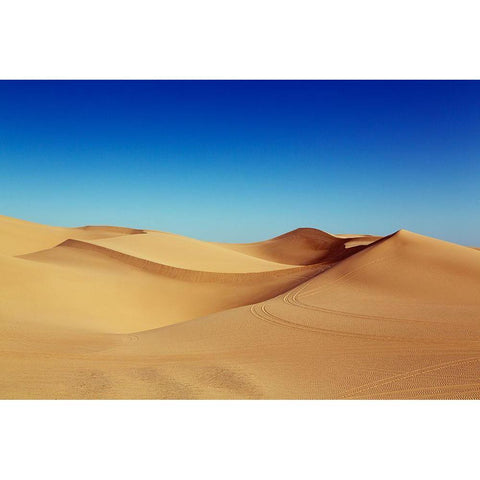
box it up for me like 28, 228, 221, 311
1, 80, 479, 245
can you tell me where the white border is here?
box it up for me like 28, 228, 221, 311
1, 400, 479, 479
0, 0, 479, 79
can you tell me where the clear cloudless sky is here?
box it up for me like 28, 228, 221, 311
0, 80, 479, 244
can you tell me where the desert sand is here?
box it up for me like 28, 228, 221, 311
1, 214, 479, 399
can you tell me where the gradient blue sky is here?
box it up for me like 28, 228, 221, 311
1, 80, 479, 244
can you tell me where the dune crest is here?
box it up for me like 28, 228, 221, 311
22, 237, 324, 283
219, 227, 371, 265
84, 231, 298, 273
76, 225, 147, 235
0, 214, 142, 256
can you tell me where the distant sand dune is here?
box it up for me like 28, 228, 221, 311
1, 214, 479, 399
85, 231, 297, 272
218, 227, 371, 265
0, 214, 140, 256
75, 225, 147, 235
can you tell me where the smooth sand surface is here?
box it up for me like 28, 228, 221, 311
1, 215, 479, 399
0, 214, 139, 256
87, 231, 294, 272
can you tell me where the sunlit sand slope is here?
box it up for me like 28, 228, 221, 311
1, 215, 479, 399
0, 214, 142, 256
87, 231, 294, 272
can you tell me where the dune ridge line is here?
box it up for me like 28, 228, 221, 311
55, 238, 329, 283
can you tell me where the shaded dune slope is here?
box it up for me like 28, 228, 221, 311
333, 233, 383, 248
86, 231, 294, 273
219, 227, 371, 265
75, 225, 147, 235
22, 238, 323, 283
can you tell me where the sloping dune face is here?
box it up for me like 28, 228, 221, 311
86, 231, 294, 272
1, 215, 479, 399
0, 214, 141, 256
219, 228, 368, 265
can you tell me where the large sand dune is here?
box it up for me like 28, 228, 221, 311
1, 214, 479, 399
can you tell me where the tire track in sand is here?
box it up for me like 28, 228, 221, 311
249, 302, 406, 342
283, 253, 469, 328
338, 356, 480, 399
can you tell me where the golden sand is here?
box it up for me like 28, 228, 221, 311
1, 214, 479, 399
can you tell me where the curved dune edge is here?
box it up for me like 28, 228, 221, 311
75, 225, 147, 235
227, 227, 339, 245
86, 231, 296, 273
47, 238, 330, 283
0, 214, 145, 256
216, 227, 369, 265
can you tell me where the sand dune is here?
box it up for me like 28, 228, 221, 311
0, 214, 140, 256
218, 227, 371, 265
1, 215, 479, 399
86, 231, 295, 272
5, 239, 322, 333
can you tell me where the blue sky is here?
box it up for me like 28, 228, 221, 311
0, 80, 479, 244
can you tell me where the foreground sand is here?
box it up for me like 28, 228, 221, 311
1, 214, 479, 399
